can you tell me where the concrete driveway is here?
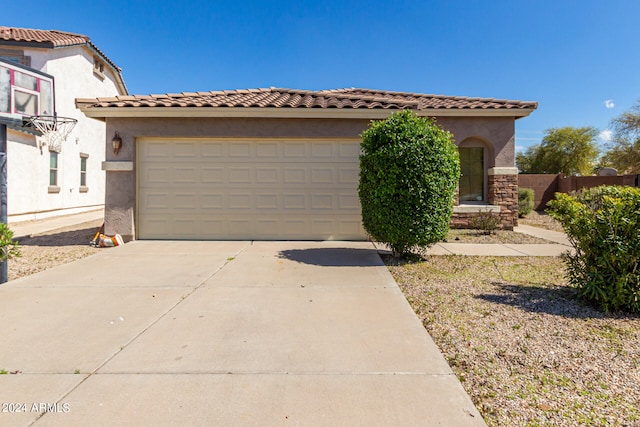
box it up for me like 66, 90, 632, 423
0, 241, 484, 426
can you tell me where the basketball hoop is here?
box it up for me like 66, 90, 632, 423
25, 115, 77, 153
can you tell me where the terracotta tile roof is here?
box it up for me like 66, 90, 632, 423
0, 26, 121, 73
76, 87, 538, 112
320, 88, 538, 110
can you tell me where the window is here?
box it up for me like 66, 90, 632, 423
459, 147, 484, 202
48, 151, 60, 193
93, 57, 105, 79
80, 153, 88, 192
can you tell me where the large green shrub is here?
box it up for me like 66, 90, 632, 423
547, 186, 640, 313
518, 188, 535, 217
358, 110, 460, 256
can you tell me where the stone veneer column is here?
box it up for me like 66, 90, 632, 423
488, 167, 519, 230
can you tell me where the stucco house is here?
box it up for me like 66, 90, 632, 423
0, 27, 127, 222
76, 88, 537, 242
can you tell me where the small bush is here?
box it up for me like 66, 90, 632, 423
358, 110, 460, 257
0, 223, 20, 261
469, 210, 501, 235
547, 186, 640, 313
518, 188, 534, 217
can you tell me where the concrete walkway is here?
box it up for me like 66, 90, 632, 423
425, 224, 571, 256
0, 241, 484, 426
9, 209, 104, 239
514, 224, 571, 246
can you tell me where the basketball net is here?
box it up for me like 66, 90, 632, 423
28, 115, 77, 153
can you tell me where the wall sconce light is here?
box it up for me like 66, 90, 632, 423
112, 132, 122, 155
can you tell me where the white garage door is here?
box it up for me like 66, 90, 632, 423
137, 138, 367, 240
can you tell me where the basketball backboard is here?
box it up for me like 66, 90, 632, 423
0, 58, 55, 128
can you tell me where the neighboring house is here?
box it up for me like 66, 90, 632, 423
0, 27, 127, 222
76, 88, 537, 242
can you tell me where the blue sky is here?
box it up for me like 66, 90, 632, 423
4, 0, 639, 152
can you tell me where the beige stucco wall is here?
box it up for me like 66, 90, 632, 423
436, 116, 516, 167
6, 45, 124, 221
102, 115, 517, 240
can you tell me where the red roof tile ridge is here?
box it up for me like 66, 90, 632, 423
75, 87, 537, 111
320, 88, 536, 106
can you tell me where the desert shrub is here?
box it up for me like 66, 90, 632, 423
358, 110, 460, 257
469, 210, 501, 235
518, 187, 534, 217
547, 186, 640, 313
0, 223, 20, 261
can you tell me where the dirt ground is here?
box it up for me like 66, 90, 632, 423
389, 256, 640, 426
8, 219, 103, 281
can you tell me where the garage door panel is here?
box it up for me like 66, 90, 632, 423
311, 143, 333, 157
256, 168, 278, 183
173, 142, 199, 158
311, 167, 333, 184
200, 193, 224, 209
138, 139, 366, 240
201, 142, 224, 157
283, 143, 306, 158
338, 220, 363, 236
173, 167, 199, 184
311, 194, 334, 209
256, 194, 279, 209
283, 168, 306, 184
283, 194, 306, 209
256, 143, 279, 157
281, 219, 306, 238
339, 167, 359, 184
141, 166, 171, 184
141, 142, 171, 159
174, 218, 199, 236
173, 193, 198, 209
311, 219, 333, 234
228, 167, 252, 184
339, 193, 360, 209
201, 218, 225, 234
202, 167, 225, 183
140, 217, 171, 237
229, 143, 251, 157
228, 219, 252, 235
143, 193, 171, 209
228, 194, 252, 209
340, 142, 361, 158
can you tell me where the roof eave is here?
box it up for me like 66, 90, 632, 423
0, 40, 55, 49
76, 106, 536, 120
84, 43, 128, 95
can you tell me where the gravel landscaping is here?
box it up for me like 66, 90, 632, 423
8, 220, 102, 281
388, 256, 640, 426
446, 228, 553, 244
519, 210, 566, 233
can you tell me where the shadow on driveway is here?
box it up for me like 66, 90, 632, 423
277, 247, 383, 267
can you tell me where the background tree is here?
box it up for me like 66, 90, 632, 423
516, 126, 600, 175
602, 99, 640, 174
358, 110, 460, 257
